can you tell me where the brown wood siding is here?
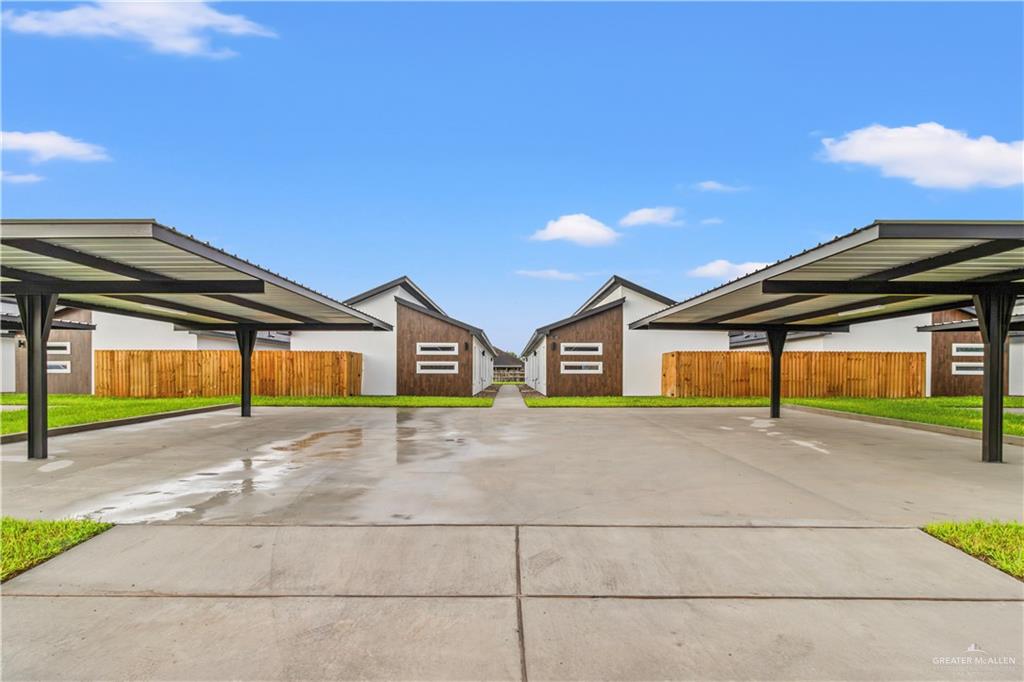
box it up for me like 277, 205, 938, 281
661, 351, 925, 398
396, 304, 473, 396
94, 350, 361, 397
545, 305, 623, 396
929, 309, 1008, 396
15, 309, 93, 394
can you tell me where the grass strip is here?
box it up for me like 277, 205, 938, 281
924, 520, 1024, 579
1, 517, 112, 582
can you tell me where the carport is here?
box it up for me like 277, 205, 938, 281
631, 220, 1024, 462
0, 218, 391, 460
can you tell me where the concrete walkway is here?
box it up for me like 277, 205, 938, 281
492, 383, 529, 410
3, 524, 1021, 680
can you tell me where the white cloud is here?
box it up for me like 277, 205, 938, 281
515, 269, 581, 281
688, 259, 770, 280
2, 1, 275, 58
530, 213, 620, 247
695, 180, 745, 192
2, 170, 44, 184
3, 130, 109, 163
619, 206, 682, 227
700, 217, 724, 225
821, 122, 1023, 189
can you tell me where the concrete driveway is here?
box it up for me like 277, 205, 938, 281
3, 389, 1022, 680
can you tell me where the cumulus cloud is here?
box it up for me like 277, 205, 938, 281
515, 269, 581, 281
2, 1, 275, 58
619, 206, 682, 227
688, 259, 770, 280
530, 213, 620, 247
1, 170, 44, 184
2, 130, 109, 163
695, 180, 745, 192
821, 122, 1023, 189
700, 217, 724, 225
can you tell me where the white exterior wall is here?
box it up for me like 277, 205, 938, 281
1009, 337, 1023, 396
1, 336, 16, 393
290, 285, 415, 395
92, 311, 199, 351
596, 285, 730, 396
472, 338, 494, 395
194, 335, 286, 351
524, 335, 547, 394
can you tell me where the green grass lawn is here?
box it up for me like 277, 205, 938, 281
924, 520, 1024, 579
1, 517, 112, 582
788, 396, 1024, 437
0, 394, 232, 436
252, 395, 493, 408
0, 393, 496, 435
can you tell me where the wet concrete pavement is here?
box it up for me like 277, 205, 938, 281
2, 404, 1022, 679
2, 404, 1021, 525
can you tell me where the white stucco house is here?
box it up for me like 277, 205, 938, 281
523, 276, 729, 396
291, 276, 495, 396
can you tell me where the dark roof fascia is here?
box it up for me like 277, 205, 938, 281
573, 275, 675, 315
345, 276, 446, 316
395, 297, 496, 356
916, 315, 1024, 333
0, 313, 96, 331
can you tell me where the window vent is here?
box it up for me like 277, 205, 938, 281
417, 361, 459, 374
560, 361, 603, 374
560, 342, 602, 355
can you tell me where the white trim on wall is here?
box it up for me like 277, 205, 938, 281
417, 342, 459, 355
417, 360, 459, 374
560, 342, 603, 355
560, 361, 603, 374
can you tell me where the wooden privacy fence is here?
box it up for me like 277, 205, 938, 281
661, 351, 925, 398
95, 350, 362, 398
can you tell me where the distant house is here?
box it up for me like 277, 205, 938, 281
522, 276, 728, 396
729, 305, 1024, 396
0, 299, 288, 394
493, 350, 524, 382
291, 276, 496, 396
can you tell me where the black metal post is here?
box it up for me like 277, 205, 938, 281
974, 292, 1016, 463
235, 328, 257, 417
16, 294, 58, 459
766, 329, 787, 419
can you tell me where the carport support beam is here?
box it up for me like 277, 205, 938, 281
767, 329, 787, 419
16, 294, 58, 459
975, 292, 1016, 463
236, 328, 257, 417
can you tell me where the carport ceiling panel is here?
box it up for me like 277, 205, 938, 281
897, 247, 1024, 281
769, 239, 987, 281
61, 294, 234, 325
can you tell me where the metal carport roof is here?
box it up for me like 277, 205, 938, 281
0, 219, 391, 331
630, 221, 1023, 331
629, 219, 1023, 463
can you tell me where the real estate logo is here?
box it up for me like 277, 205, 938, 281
932, 643, 1018, 667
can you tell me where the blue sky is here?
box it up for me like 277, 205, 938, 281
3, 2, 1022, 351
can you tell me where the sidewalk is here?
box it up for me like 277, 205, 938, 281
492, 384, 528, 410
